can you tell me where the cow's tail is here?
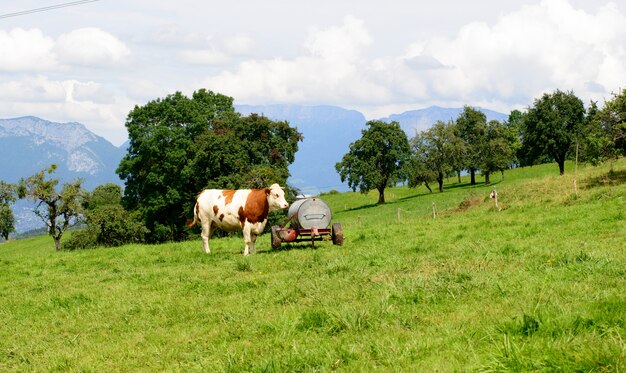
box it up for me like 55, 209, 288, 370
186, 202, 199, 228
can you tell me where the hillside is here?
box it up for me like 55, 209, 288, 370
1, 159, 624, 371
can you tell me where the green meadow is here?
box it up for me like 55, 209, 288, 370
1, 159, 625, 371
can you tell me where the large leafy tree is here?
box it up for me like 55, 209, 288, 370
336, 120, 410, 204
117, 89, 235, 242
521, 90, 585, 175
18, 165, 87, 251
0, 181, 17, 240
117, 89, 301, 242
456, 106, 487, 184
408, 121, 462, 193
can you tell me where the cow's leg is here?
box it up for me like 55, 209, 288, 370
249, 234, 257, 254
200, 219, 213, 254
242, 222, 252, 256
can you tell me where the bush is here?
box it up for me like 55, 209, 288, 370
79, 183, 148, 247
64, 228, 98, 250
87, 206, 147, 246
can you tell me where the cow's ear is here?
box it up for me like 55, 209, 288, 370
265, 188, 271, 195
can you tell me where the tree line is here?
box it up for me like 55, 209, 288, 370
337, 88, 625, 203
1, 88, 624, 249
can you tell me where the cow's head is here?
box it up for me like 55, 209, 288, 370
266, 183, 289, 211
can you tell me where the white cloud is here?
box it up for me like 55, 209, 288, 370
0, 28, 58, 71
55, 27, 131, 66
404, 0, 626, 105
223, 34, 253, 55
177, 34, 254, 65
71, 81, 116, 104
204, 15, 388, 104
201, 1, 626, 114
0, 27, 130, 71
178, 47, 230, 65
305, 15, 372, 62
0, 76, 66, 102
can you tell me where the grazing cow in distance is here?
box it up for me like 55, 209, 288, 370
187, 184, 289, 255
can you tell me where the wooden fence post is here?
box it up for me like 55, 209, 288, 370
574, 142, 579, 196
492, 186, 501, 211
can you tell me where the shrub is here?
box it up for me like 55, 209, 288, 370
87, 206, 147, 246
81, 183, 148, 247
64, 228, 98, 250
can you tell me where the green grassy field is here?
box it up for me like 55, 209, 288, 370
1, 160, 625, 371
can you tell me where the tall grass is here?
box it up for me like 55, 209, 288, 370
1, 159, 625, 371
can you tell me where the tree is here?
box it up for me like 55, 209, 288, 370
456, 106, 487, 184
117, 89, 301, 242
408, 121, 461, 192
504, 110, 524, 167
405, 135, 438, 193
481, 120, 516, 184
594, 89, 626, 160
578, 101, 610, 166
0, 181, 17, 240
118, 89, 235, 242
521, 90, 585, 175
18, 165, 86, 251
448, 123, 467, 184
185, 113, 302, 190
336, 120, 410, 204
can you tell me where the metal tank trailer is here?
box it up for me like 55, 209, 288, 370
271, 197, 343, 249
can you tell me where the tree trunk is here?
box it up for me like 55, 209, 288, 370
377, 187, 385, 204
501, 169, 505, 181
424, 181, 433, 193
558, 160, 565, 175
485, 171, 490, 185
437, 172, 444, 192
54, 236, 62, 251
470, 169, 476, 185
457, 171, 461, 184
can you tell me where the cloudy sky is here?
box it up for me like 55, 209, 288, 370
1, 0, 625, 145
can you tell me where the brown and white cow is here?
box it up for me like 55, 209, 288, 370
187, 184, 289, 255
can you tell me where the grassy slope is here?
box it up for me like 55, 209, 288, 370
1, 160, 625, 371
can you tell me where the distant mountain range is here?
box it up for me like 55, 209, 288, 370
1, 105, 508, 232
380, 106, 508, 137
0, 116, 125, 188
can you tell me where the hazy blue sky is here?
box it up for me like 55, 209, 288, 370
1, 0, 625, 145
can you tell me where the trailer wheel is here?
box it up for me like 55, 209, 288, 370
331, 223, 344, 246
271, 226, 282, 249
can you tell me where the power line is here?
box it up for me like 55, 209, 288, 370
0, 0, 100, 19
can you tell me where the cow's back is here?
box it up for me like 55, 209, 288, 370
197, 189, 252, 232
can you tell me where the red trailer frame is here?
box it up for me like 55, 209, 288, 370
271, 223, 343, 249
